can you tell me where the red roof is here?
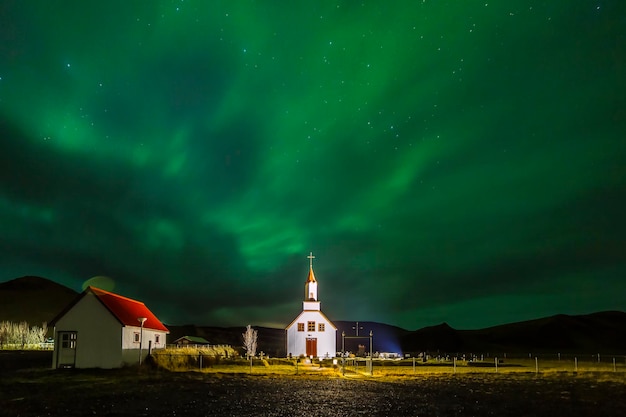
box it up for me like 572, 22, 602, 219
89, 286, 169, 333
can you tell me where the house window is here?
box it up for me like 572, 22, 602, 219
61, 332, 77, 349
297, 323, 304, 332
318, 323, 325, 332
155, 334, 160, 344
134, 332, 140, 343
307, 321, 316, 332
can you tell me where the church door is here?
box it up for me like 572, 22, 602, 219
306, 338, 317, 357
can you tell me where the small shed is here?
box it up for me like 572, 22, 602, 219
173, 336, 210, 347
50, 286, 169, 369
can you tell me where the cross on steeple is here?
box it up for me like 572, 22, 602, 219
307, 251, 315, 268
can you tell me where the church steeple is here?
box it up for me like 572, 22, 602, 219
304, 252, 318, 302
304, 252, 318, 301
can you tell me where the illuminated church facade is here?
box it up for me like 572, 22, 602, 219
286, 253, 337, 358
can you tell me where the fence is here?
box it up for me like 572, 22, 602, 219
166, 343, 232, 350
0, 342, 54, 350
350, 352, 626, 377
147, 345, 626, 376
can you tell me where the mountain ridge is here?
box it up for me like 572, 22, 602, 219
0, 276, 78, 325
2, 276, 624, 355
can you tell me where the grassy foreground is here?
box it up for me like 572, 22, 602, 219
148, 348, 626, 383
2, 351, 625, 416
2, 367, 625, 417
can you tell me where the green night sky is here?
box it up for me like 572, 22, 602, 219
1, 1, 625, 330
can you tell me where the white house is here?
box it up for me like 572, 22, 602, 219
173, 336, 210, 347
286, 253, 336, 359
50, 286, 169, 369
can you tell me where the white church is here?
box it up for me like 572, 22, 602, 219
286, 253, 337, 359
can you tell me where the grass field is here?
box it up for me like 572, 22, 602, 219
2, 351, 626, 416
148, 348, 626, 384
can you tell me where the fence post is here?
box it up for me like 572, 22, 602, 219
413, 357, 416, 374
535, 357, 538, 374
453, 357, 456, 374
574, 357, 578, 372
613, 357, 616, 372
495, 357, 498, 373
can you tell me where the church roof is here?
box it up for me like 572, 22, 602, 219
286, 309, 337, 330
306, 267, 316, 283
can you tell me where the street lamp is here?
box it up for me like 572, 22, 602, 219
369, 330, 374, 375
341, 331, 345, 376
341, 331, 345, 354
138, 317, 147, 365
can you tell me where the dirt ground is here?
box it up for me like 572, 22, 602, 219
1, 351, 626, 416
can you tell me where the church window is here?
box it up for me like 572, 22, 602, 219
318, 323, 325, 332
297, 323, 304, 332
307, 321, 316, 332
155, 334, 160, 344
133, 332, 140, 343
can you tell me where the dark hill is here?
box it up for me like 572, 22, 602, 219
334, 321, 408, 354
2, 276, 624, 355
167, 321, 409, 358
166, 324, 285, 357
402, 312, 626, 355
0, 276, 78, 325
460, 311, 626, 354
401, 322, 464, 353
155, 312, 626, 358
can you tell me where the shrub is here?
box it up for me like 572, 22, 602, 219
0, 321, 48, 349
151, 346, 239, 371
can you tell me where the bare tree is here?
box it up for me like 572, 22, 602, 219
17, 321, 29, 349
242, 325, 257, 359
0, 321, 10, 349
30, 322, 48, 345
0, 321, 49, 349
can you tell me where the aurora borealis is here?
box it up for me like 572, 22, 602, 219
1, 1, 625, 330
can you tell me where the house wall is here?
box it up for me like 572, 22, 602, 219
53, 292, 122, 369
286, 310, 336, 358
121, 326, 167, 365
121, 326, 166, 349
